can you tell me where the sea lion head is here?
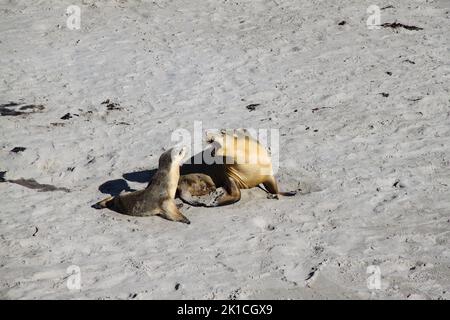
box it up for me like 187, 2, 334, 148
204, 129, 230, 156
204, 128, 271, 167
158, 145, 187, 168
170, 145, 187, 166
204, 129, 254, 159
205, 128, 254, 144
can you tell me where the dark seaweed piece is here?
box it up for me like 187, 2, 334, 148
246, 103, 260, 111
1, 102, 19, 108
106, 103, 121, 110
101, 99, 122, 110
0, 103, 44, 116
381, 22, 423, 31
20, 105, 44, 111
0, 104, 23, 116
61, 113, 72, 120
312, 106, 332, 113
10, 147, 26, 153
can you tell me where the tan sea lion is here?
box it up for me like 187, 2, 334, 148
93, 146, 190, 224
177, 129, 296, 207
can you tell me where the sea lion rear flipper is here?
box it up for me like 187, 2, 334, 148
205, 177, 241, 207
160, 200, 190, 224
262, 177, 297, 197
92, 196, 114, 209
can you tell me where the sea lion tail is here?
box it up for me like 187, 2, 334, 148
92, 196, 114, 209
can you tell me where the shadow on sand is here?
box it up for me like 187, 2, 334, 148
98, 169, 158, 197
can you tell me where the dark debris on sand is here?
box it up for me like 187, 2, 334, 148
60, 113, 79, 120
246, 103, 260, 111
381, 22, 423, 31
101, 99, 122, 110
10, 147, 26, 153
0, 102, 44, 116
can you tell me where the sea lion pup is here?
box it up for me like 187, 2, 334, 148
93, 146, 190, 224
177, 129, 296, 207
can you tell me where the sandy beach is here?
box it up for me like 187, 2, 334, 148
1, 0, 449, 299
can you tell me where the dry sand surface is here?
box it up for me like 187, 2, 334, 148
1, 0, 449, 299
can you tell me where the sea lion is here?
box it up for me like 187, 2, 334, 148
177, 129, 296, 207
93, 146, 190, 224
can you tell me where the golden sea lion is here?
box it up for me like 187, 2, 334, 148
177, 129, 296, 207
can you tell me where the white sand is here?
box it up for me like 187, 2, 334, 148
1, 0, 449, 299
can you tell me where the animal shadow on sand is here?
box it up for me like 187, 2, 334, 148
94, 169, 157, 213
97, 169, 158, 197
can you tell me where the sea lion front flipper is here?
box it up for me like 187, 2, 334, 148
262, 176, 279, 194
160, 199, 191, 224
